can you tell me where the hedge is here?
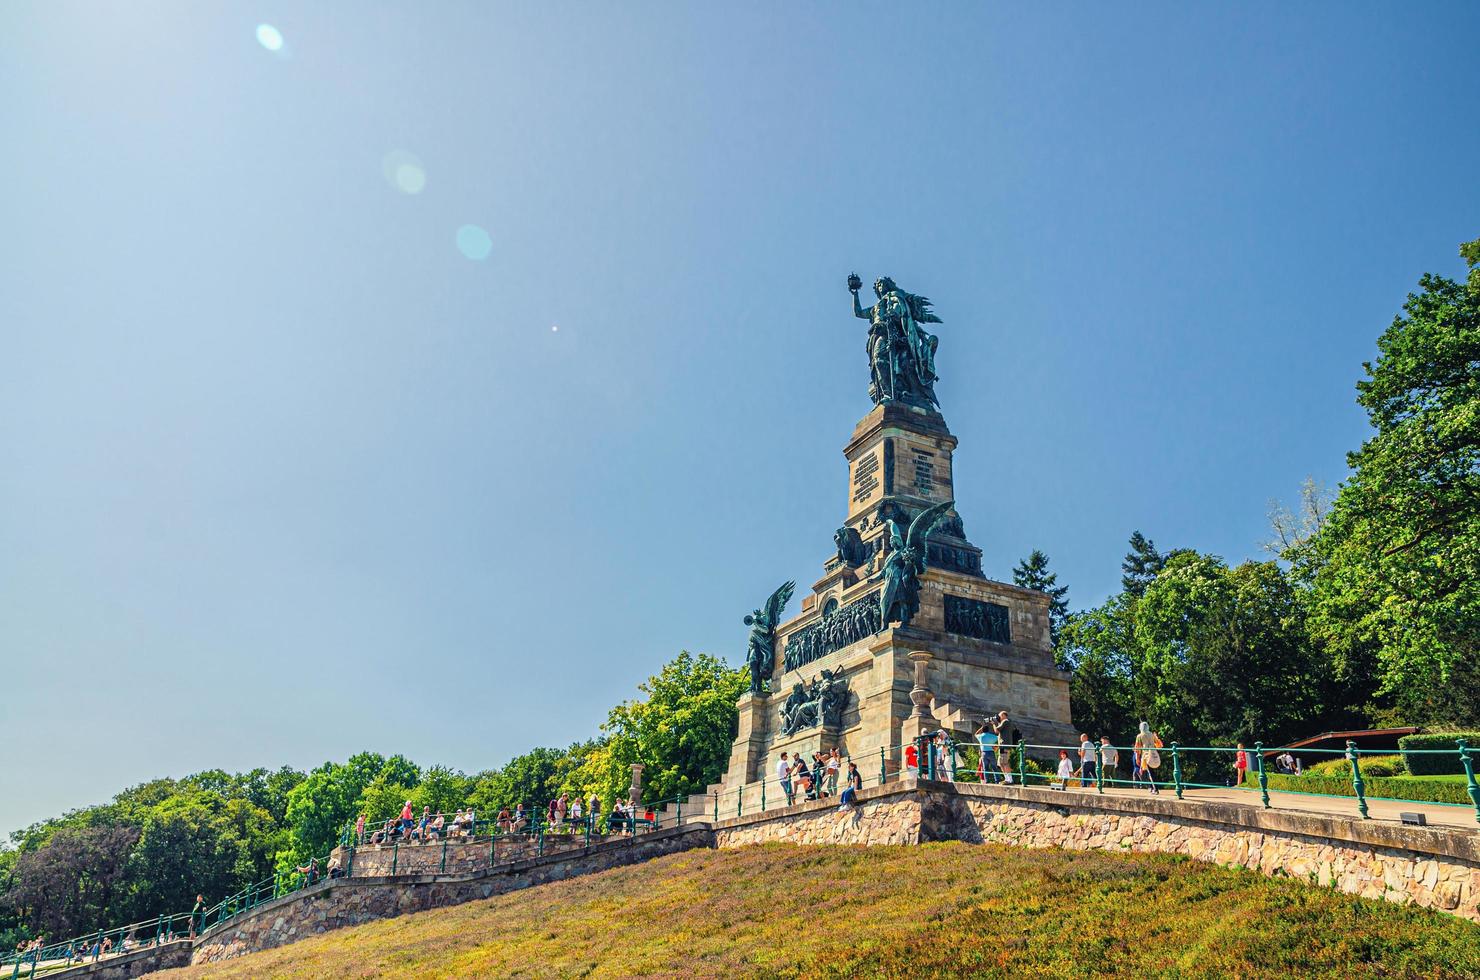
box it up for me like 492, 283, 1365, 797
1246, 772, 1477, 807
1398, 732, 1480, 776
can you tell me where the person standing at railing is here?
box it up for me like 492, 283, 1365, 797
778, 752, 795, 805
1055, 750, 1074, 789
975, 719, 999, 783
1134, 723, 1164, 795
904, 740, 920, 776
1078, 733, 1096, 789
1100, 738, 1119, 785
1233, 743, 1249, 787
399, 800, 415, 839
991, 711, 1013, 783
190, 894, 205, 938
355, 813, 366, 844
825, 748, 841, 796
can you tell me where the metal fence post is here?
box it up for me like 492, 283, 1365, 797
761, 777, 766, 811
1457, 738, 1480, 826
1347, 740, 1369, 819
1095, 743, 1104, 794
346, 845, 355, 878
440, 837, 447, 874
1254, 742, 1271, 808
676, 798, 682, 827
391, 842, 398, 875
879, 746, 886, 786
1017, 740, 1026, 786
737, 784, 743, 818
1171, 744, 1184, 800
713, 792, 718, 822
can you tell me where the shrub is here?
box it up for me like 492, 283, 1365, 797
1246, 772, 1475, 806
1399, 732, 1480, 776
1304, 754, 1405, 778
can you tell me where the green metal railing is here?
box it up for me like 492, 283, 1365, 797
2, 911, 197, 979
701, 733, 1480, 830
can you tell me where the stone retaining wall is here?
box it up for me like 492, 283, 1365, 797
189, 827, 709, 965
711, 780, 1480, 921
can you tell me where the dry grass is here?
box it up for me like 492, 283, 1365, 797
157, 842, 1480, 979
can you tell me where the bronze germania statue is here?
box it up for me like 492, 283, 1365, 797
848, 273, 943, 410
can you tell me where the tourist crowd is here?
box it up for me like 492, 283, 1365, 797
767, 713, 1298, 807
351, 795, 662, 847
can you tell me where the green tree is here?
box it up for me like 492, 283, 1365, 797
1057, 598, 1137, 740
600, 651, 747, 804
1012, 549, 1069, 650
281, 753, 418, 867
1121, 531, 1166, 597
1305, 240, 1480, 727
1136, 553, 1325, 748
466, 746, 570, 813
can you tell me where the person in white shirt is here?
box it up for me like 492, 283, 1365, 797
1055, 750, 1075, 790
777, 752, 794, 805
1078, 733, 1096, 788
1100, 738, 1120, 785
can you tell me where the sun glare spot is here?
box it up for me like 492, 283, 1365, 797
456, 224, 493, 260
381, 150, 427, 195
255, 24, 284, 52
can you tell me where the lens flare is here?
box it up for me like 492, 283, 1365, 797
456, 224, 493, 261
255, 24, 284, 52
380, 150, 427, 195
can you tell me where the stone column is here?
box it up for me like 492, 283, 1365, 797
899, 650, 934, 770
629, 764, 645, 804
723, 691, 771, 788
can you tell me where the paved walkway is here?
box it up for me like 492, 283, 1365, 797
1044, 779, 1480, 832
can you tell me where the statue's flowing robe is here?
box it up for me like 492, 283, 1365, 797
870, 291, 939, 405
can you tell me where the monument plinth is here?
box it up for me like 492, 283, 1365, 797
717, 274, 1075, 803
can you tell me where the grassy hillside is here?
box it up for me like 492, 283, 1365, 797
159, 843, 1480, 979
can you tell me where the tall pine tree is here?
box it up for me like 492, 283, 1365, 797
1121, 531, 1166, 597
1013, 549, 1069, 648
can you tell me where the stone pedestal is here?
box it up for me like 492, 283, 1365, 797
723, 692, 772, 787
899, 650, 935, 750
714, 380, 1076, 809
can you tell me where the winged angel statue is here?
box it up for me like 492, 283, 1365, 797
873, 500, 956, 631
744, 580, 795, 695
849, 273, 943, 409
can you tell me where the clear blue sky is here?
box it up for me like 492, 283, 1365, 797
3, 4, 1478, 837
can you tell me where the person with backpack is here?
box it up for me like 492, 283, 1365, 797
1134, 722, 1164, 795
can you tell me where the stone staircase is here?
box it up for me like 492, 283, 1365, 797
655, 784, 725, 825
930, 696, 979, 734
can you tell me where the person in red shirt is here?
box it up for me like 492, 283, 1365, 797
904, 741, 919, 775
399, 800, 414, 838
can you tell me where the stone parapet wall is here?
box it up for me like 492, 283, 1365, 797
713, 785, 922, 847
190, 827, 709, 965
21, 942, 193, 979
341, 831, 632, 878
